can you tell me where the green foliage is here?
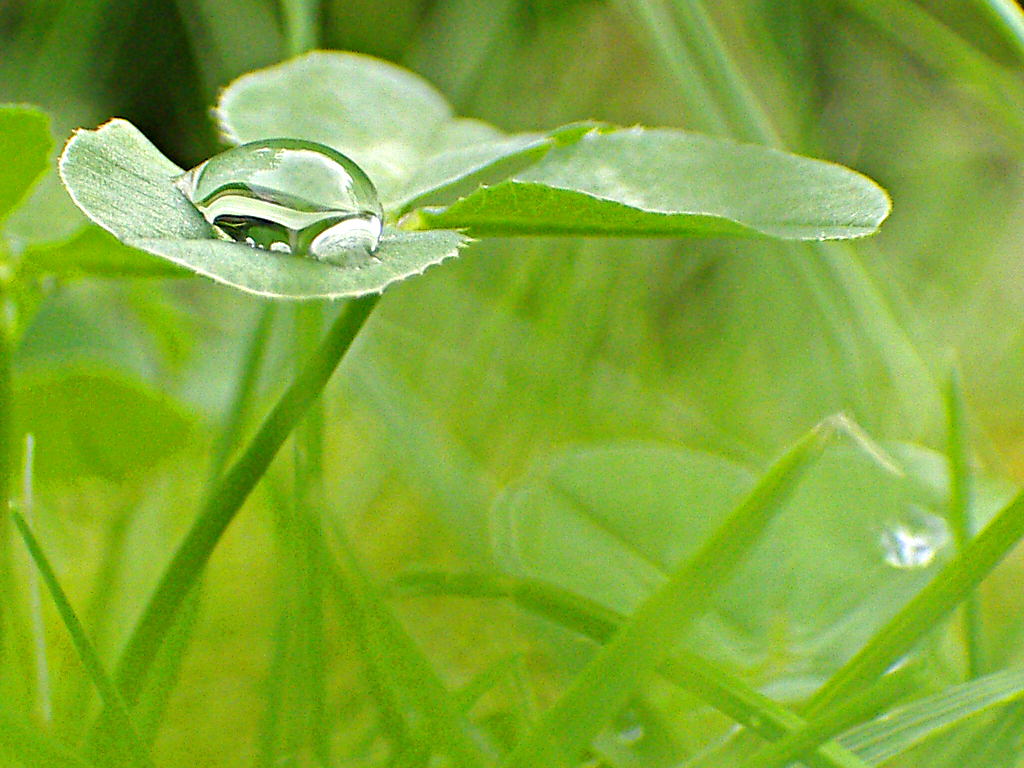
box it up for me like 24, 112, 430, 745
58, 52, 887, 299
2, 2, 1024, 768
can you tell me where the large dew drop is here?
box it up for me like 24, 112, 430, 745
175, 138, 383, 266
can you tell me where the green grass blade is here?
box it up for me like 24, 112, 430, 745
838, 666, 1024, 764
103, 293, 378, 717
0, 703, 94, 768
208, 302, 276, 482
663, 0, 781, 146
11, 512, 151, 768
500, 420, 833, 768
838, 0, 1024, 138
396, 571, 869, 768
279, 0, 319, 57
739, 671, 917, 768
971, 0, 1024, 64
946, 360, 984, 677
323, 517, 489, 768
609, 0, 731, 136
805, 481, 1024, 717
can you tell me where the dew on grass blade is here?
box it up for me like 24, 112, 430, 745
880, 508, 951, 569
175, 138, 383, 266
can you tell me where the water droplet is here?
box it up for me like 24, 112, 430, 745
175, 138, 383, 266
880, 508, 951, 569
612, 709, 646, 746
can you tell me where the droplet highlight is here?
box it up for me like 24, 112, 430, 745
175, 138, 383, 266
880, 507, 951, 569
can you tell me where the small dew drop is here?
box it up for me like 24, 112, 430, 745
175, 138, 384, 266
880, 508, 950, 569
612, 709, 646, 747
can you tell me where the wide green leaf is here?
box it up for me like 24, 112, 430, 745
14, 367, 193, 482
20, 225, 189, 277
214, 51, 562, 210
0, 104, 51, 221
491, 438, 954, 697
58, 118, 468, 299
418, 127, 892, 240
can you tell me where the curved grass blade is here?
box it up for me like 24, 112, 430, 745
0, 703, 94, 768
11, 513, 151, 768
90, 294, 377, 752
499, 420, 834, 768
394, 571, 868, 768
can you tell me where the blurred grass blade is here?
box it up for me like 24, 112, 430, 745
946, 360, 984, 677
11, 513, 151, 768
838, 666, 1024, 765
0, 105, 51, 221
208, 303, 276, 481
0, 704, 94, 768
972, 0, 1024, 64
608, 0, 731, 136
395, 571, 868, 768
98, 294, 377, 741
323, 517, 489, 768
501, 419, 834, 768
837, 0, 1024, 137
21, 435, 51, 723
806, 479, 1024, 716
740, 671, 917, 768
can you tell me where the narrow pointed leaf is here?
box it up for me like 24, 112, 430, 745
501, 423, 831, 768
839, 666, 1024, 765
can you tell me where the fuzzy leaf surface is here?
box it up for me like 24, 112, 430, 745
58, 118, 467, 299
419, 128, 891, 240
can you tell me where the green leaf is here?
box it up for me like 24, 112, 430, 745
58, 118, 469, 299
501, 423, 831, 768
839, 666, 1024, 765
214, 51, 562, 210
418, 128, 891, 240
20, 225, 189, 277
0, 104, 51, 221
216, 51, 569, 214
13, 367, 193, 482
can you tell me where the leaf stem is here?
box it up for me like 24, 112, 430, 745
280, 0, 320, 58
107, 293, 379, 710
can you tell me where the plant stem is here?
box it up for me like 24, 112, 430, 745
107, 293, 378, 710
0, 279, 13, 672
946, 361, 984, 677
208, 302, 276, 482
280, 0, 320, 58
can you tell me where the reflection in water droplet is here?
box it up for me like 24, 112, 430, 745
880, 508, 951, 569
175, 138, 383, 266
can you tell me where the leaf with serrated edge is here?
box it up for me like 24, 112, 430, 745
58, 118, 468, 299
420, 128, 891, 240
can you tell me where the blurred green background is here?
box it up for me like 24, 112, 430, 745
4, 0, 1024, 766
